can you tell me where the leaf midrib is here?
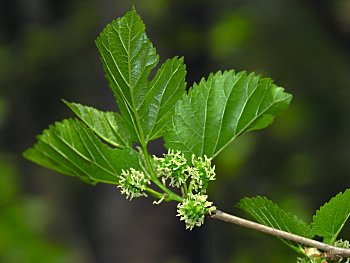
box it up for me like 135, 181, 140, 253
212, 83, 285, 159
210, 72, 243, 157
126, 11, 145, 144
57, 125, 118, 178
329, 197, 350, 244
141, 60, 182, 140
72, 103, 128, 148
39, 122, 120, 183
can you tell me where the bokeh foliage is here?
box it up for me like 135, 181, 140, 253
1, 0, 350, 262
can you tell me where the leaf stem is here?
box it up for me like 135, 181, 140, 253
182, 181, 188, 196
211, 209, 350, 260
141, 144, 183, 202
145, 186, 164, 199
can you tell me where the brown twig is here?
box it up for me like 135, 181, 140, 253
210, 209, 350, 260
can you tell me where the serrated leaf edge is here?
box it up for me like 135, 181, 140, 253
311, 189, 350, 245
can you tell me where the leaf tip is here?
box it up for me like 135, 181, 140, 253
61, 98, 71, 107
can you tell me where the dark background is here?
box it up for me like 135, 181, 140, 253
1, 0, 350, 262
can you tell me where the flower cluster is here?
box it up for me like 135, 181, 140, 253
154, 149, 216, 193
153, 149, 217, 229
117, 168, 151, 200
334, 239, 350, 249
177, 193, 216, 230
187, 155, 215, 193
154, 149, 188, 188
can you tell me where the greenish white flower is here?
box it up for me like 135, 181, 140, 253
154, 149, 188, 188
177, 193, 216, 230
188, 154, 216, 192
334, 239, 350, 249
117, 168, 150, 200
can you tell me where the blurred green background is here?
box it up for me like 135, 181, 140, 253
1, 0, 350, 262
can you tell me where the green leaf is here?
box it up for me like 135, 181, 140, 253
312, 189, 350, 244
63, 100, 134, 148
164, 70, 292, 159
238, 196, 313, 248
23, 119, 141, 185
96, 8, 186, 143
140, 57, 187, 141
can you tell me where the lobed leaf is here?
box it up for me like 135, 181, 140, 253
164, 70, 292, 159
312, 189, 350, 244
140, 57, 186, 141
23, 119, 141, 185
96, 8, 186, 143
238, 196, 313, 248
64, 100, 134, 148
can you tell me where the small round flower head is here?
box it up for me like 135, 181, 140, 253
334, 239, 350, 249
153, 149, 188, 188
117, 168, 150, 200
177, 193, 216, 230
188, 155, 216, 192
